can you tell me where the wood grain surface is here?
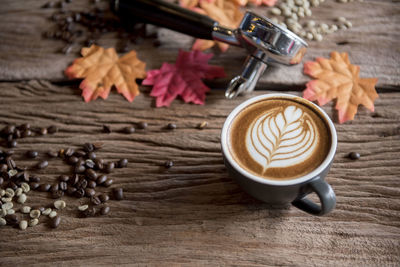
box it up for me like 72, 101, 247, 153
0, 81, 399, 266
0, 0, 399, 89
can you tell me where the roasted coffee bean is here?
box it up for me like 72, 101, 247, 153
9, 182, 18, 190
39, 127, 48, 135
76, 177, 88, 189
100, 206, 110, 215
29, 182, 40, 190
59, 181, 68, 191
6, 157, 16, 169
98, 193, 109, 203
83, 143, 94, 152
164, 160, 173, 168
39, 183, 51, 192
17, 171, 30, 182
0, 177, 3, 185
19, 123, 30, 131
64, 147, 75, 157
59, 175, 69, 182
47, 125, 59, 134
13, 129, 21, 139
85, 169, 97, 180
0, 164, 8, 172
82, 206, 96, 217
85, 188, 95, 197
68, 156, 79, 165
87, 180, 96, 189
41, 1, 55, 8
113, 188, 123, 200
68, 174, 79, 186
105, 162, 115, 173
26, 150, 38, 158
50, 183, 59, 192
73, 150, 86, 157
75, 164, 86, 174
30, 175, 41, 183
117, 158, 128, 168
122, 126, 135, 134
102, 125, 111, 133
103, 178, 113, 187
21, 129, 32, 138
96, 174, 107, 185
197, 121, 208, 129
67, 186, 77, 195
36, 160, 49, 169
47, 150, 59, 158
7, 135, 13, 142
349, 152, 361, 160
137, 121, 148, 129
49, 216, 61, 228
74, 188, 85, 198
90, 195, 101, 205
85, 159, 95, 169
5, 214, 19, 225
7, 140, 17, 148
166, 123, 176, 130
87, 151, 96, 160
51, 190, 64, 199
94, 158, 104, 170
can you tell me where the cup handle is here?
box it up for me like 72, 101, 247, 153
292, 178, 336, 216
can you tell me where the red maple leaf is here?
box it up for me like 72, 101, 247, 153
142, 50, 226, 107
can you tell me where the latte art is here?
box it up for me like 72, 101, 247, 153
228, 98, 331, 180
246, 105, 318, 174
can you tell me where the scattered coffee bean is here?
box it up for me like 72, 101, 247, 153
39, 183, 51, 192
30, 175, 41, 183
59, 175, 69, 182
30, 182, 40, 190
90, 196, 101, 205
164, 160, 173, 168
103, 178, 113, 187
94, 158, 104, 170
87, 180, 97, 189
349, 152, 361, 160
39, 127, 48, 135
137, 121, 148, 130
19, 220, 28, 230
74, 188, 85, 198
0, 218, 7, 226
49, 216, 61, 228
50, 183, 59, 192
105, 162, 115, 174
21, 182, 30, 193
100, 206, 110, 215
85, 188, 96, 197
7, 209, 15, 215
83, 143, 94, 152
78, 204, 89, 211
74, 150, 86, 158
36, 160, 49, 169
54, 200, 66, 210
85, 159, 95, 169
6, 157, 16, 169
87, 151, 96, 160
82, 206, 96, 217
8, 140, 17, 148
0, 164, 7, 172
64, 147, 75, 157
15, 187, 23, 197
3, 202, 13, 210
67, 187, 77, 195
68, 156, 79, 164
5, 214, 19, 225
29, 218, 39, 227
122, 126, 135, 134
47, 150, 59, 158
42, 208, 52, 216
47, 125, 59, 134
98, 193, 109, 203
197, 121, 208, 129
102, 125, 111, 133
113, 188, 123, 200
68, 174, 79, 186
59, 181, 68, 191
85, 169, 97, 180
17, 193, 27, 204
117, 158, 128, 168
21, 206, 31, 214
2, 125, 15, 135
26, 150, 38, 158
49, 210, 57, 218
30, 209, 41, 219
166, 123, 177, 130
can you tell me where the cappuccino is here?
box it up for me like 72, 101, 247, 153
228, 97, 331, 180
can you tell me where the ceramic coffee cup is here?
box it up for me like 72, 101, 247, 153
221, 93, 337, 215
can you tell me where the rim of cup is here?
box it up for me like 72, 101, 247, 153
221, 93, 337, 186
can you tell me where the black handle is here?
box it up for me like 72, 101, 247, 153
110, 0, 216, 40
292, 178, 336, 216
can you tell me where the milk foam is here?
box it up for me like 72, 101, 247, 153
246, 105, 318, 173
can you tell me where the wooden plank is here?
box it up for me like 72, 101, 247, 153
0, 0, 399, 89
0, 81, 399, 266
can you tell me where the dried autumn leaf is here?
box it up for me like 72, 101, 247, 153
142, 50, 226, 107
303, 51, 378, 123
180, 0, 243, 52
65, 45, 146, 102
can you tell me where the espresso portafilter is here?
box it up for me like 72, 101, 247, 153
110, 0, 308, 99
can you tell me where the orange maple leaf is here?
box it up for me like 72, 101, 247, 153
180, 0, 243, 52
303, 51, 378, 124
65, 45, 146, 102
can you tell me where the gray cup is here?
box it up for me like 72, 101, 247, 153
221, 94, 337, 216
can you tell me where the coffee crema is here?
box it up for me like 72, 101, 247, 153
228, 98, 331, 180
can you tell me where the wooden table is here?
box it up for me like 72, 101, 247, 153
0, 0, 399, 266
